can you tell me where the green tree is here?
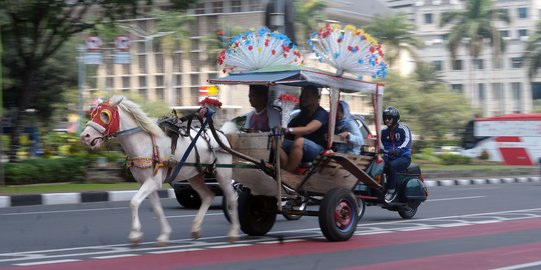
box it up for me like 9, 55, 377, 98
383, 71, 472, 142
523, 20, 541, 78
440, 0, 510, 107
414, 61, 446, 93
0, 0, 197, 162
365, 13, 423, 67
294, 0, 327, 45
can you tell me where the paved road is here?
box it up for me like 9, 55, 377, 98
1, 180, 541, 269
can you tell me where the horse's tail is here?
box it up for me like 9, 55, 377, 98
219, 121, 239, 149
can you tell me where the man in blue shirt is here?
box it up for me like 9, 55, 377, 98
381, 106, 412, 203
280, 85, 329, 174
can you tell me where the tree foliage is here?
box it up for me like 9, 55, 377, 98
365, 13, 423, 66
523, 20, 541, 78
0, 0, 196, 161
293, 0, 327, 45
383, 70, 472, 142
439, 0, 510, 60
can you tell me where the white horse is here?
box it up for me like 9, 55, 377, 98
80, 95, 239, 246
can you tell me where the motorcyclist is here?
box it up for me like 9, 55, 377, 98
381, 106, 412, 203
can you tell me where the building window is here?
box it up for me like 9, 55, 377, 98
499, 8, 509, 17
173, 54, 183, 72
122, 76, 130, 89
106, 77, 114, 89
518, 7, 528, 19
474, 59, 484, 69
194, 3, 205, 14
511, 57, 522, 68
441, 34, 448, 41
155, 53, 164, 73
175, 74, 182, 86
190, 53, 200, 71
212, 1, 223, 13
138, 55, 147, 73
432, 60, 443, 71
452, 59, 463, 70
512, 82, 522, 111
518, 29, 528, 37
451, 84, 463, 93
478, 83, 485, 101
156, 75, 164, 87
231, 0, 242, 12
137, 42, 145, 54
424, 13, 433, 24
500, 30, 509, 38
139, 76, 147, 88
190, 74, 200, 87
248, 0, 261, 11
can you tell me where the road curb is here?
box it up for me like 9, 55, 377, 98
1, 176, 540, 208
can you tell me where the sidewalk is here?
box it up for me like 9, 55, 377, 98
1, 175, 540, 208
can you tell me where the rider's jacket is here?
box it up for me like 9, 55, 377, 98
381, 123, 412, 160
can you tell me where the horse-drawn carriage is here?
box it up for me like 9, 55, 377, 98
80, 25, 427, 245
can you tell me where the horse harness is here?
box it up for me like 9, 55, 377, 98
87, 102, 216, 178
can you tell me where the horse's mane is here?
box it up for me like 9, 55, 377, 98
111, 95, 165, 137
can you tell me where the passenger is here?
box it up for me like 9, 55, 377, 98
279, 85, 329, 174
381, 106, 412, 203
243, 85, 281, 132
333, 100, 364, 155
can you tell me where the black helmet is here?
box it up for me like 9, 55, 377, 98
383, 106, 400, 123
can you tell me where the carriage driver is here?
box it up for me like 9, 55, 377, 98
381, 106, 412, 203
279, 85, 329, 174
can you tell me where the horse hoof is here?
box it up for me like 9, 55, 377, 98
191, 231, 200, 240
228, 235, 239, 243
129, 232, 144, 246
155, 240, 168, 247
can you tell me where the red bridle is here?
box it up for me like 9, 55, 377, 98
87, 100, 121, 138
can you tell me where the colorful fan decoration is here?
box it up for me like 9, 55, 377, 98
307, 24, 387, 79
217, 28, 304, 73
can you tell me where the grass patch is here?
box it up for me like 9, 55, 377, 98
0, 182, 141, 195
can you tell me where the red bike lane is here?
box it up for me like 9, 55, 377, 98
6, 217, 541, 270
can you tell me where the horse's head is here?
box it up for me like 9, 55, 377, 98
80, 97, 123, 150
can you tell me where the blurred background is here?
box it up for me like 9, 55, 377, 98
2, 0, 541, 186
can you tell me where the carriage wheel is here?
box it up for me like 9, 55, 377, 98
398, 201, 421, 219
357, 197, 366, 220
319, 188, 359, 242
282, 201, 307, 221
174, 188, 201, 209
238, 188, 277, 236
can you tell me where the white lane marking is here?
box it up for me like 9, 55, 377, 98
493, 261, 541, 270
166, 213, 223, 218
208, 244, 253, 249
428, 196, 486, 202
93, 254, 139, 259
15, 259, 79, 266
1, 207, 127, 216
450, 187, 500, 191
2, 208, 541, 264
149, 248, 204, 254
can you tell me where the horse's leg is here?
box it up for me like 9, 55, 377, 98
188, 174, 214, 240
148, 190, 172, 246
129, 177, 159, 245
215, 168, 239, 242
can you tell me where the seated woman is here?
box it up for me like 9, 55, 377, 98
243, 85, 281, 132
332, 100, 364, 155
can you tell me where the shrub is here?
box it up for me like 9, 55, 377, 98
438, 154, 471, 165
4, 157, 90, 185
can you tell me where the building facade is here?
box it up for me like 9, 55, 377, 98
405, 0, 541, 116
85, 0, 391, 118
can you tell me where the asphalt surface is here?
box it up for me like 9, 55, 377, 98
1, 174, 540, 208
